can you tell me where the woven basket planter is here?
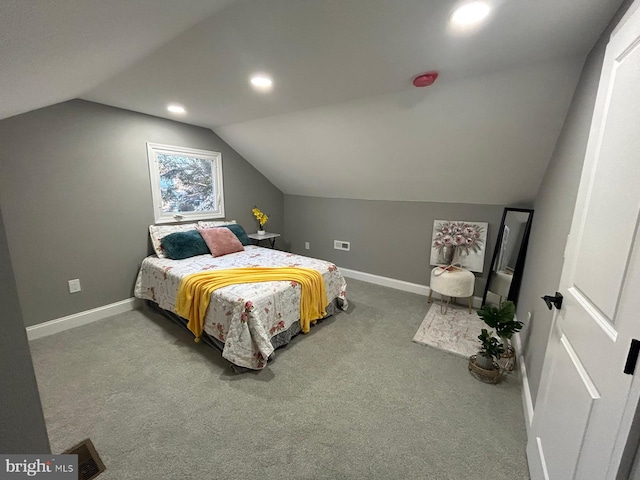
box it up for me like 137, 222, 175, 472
468, 355, 503, 384
498, 345, 516, 373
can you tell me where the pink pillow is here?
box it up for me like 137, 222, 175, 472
198, 227, 245, 257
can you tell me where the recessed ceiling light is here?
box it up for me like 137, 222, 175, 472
167, 104, 186, 114
250, 74, 273, 91
450, 1, 491, 27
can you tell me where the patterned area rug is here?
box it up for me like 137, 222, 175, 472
412, 302, 485, 358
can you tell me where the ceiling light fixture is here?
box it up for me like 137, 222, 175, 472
450, 1, 491, 27
412, 71, 439, 87
167, 104, 186, 114
250, 74, 273, 91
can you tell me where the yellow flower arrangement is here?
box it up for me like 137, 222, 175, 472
252, 206, 269, 230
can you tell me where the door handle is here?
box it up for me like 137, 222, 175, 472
541, 292, 563, 310
624, 339, 640, 375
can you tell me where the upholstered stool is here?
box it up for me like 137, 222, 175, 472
489, 271, 513, 304
428, 266, 475, 314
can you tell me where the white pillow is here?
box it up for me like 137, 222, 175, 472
197, 220, 237, 228
149, 223, 198, 258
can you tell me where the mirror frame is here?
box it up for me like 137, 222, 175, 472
482, 207, 534, 307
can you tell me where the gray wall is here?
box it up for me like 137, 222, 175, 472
0, 100, 283, 327
284, 195, 506, 294
0, 205, 50, 453
517, 0, 633, 406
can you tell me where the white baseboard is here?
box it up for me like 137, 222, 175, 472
339, 267, 483, 309
514, 331, 534, 429
340, 267, 430, 295
26, 297, 142, 341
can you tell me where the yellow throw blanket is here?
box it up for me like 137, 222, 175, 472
175, 267, 328, 341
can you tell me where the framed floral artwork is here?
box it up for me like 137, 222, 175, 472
430, 220, 488, 272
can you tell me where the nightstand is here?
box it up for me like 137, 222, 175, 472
247, 232, 281, 248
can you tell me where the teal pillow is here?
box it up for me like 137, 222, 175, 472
223, 224, 252, 246
161, 230, 209, 260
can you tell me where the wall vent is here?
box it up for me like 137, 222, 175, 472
334, 240, 350, 251
62, 438, 105, 480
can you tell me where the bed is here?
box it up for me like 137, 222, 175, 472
134, 239, 348, 371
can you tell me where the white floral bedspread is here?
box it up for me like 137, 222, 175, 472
134, 246, 348, 369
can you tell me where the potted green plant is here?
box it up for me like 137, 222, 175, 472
252, 206, 269, 235
477, 300, 523, 348
474, 328, 505, 370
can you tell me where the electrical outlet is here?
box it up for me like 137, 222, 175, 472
68, 279, 81, 294
334, 240, 350, 251
304, 242, 310, 250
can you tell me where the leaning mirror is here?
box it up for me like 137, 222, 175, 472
482, 208, 534, 307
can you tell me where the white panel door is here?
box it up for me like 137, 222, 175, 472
527, 3, 640, 479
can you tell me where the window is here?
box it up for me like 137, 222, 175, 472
147, 143, 225, 224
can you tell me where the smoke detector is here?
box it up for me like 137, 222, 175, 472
412, 71, 439, 87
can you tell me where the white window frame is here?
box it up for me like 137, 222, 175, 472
146, 142, 225, 224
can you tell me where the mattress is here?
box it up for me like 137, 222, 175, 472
134, 246, 348, 369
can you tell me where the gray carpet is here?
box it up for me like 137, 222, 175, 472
29, 279, 530, 479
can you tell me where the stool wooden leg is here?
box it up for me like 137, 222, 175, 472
468, 296, 472, 313
428, 289, 433, 304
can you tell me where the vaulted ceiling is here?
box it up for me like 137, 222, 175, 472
1, 0, 624, 205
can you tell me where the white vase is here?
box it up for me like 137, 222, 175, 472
475, 353, 495, 370
257, 230, 266, 235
